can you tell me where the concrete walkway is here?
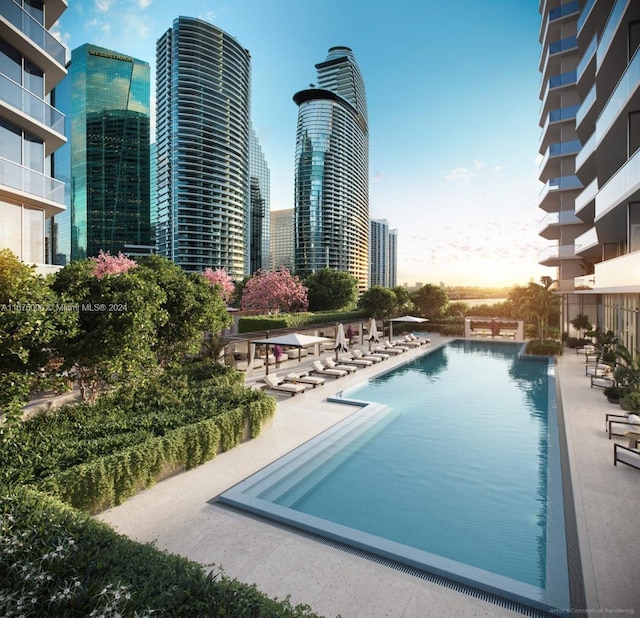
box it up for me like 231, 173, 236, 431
97, 340, 640, 617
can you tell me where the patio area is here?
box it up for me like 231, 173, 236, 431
96, 340, 640, 617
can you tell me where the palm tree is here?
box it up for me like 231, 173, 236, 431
522, 277, 560, 341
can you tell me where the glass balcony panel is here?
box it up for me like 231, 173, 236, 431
575, 132, 595, 171
596, 47, 640, 144
576, 84, 596, 128
549, 35, 578, 56
549, 70, 577, 90
597, 0, 630, 70
576, 227, 598, 251
543, 175, 583, 192
595, 148, 640, 219
549, 104, 580, 123
539, 210, 583, 232
2, 0, 66, 65
0, 156, 64, 204
549, 139, 581, 157
575, 178, 598, 216
577, 0, 596, 35
549, 0, 580, 21
539, 244, 577, 262
577, 34, 597, 81
0, 74, 65, 135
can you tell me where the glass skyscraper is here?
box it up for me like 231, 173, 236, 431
51, 44, 151, 264
370, 219, 398, 288
293, 46, 369, 291
249, 126, 270, 273
156, 17, 251, 277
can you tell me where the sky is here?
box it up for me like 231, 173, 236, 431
55, 0, 551, 288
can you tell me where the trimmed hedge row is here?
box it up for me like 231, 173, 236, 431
238, 310, 368, 333
0, 487, 324, 617
38, 396, 275, 513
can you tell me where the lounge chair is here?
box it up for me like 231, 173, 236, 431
614, 443, 640, 470
262, 374, 309, 396
373, 344, 404, 355
607, 413, 640, 439
323, 357, 358, 373
586, 363, 612, 378
577, 344, 596, 355
352, 349, 385, 362
311, 360, 347, 378
399, 336, 422, 348
337, 354, 373, 367
283, 372, 325, 388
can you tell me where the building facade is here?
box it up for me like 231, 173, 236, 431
249, 126, 270, 273
50, 44, 151, 264
369, 218, 397, 287
0, 0, 67, 274
270, 207, 294, 271
538, 0, 640, 350
156, 17, 251, 277
293, 46, 369, 291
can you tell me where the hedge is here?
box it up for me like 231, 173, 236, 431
238, 310, 367, 333
0, 487, 325, 617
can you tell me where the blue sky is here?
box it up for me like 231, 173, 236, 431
55, 0, 549, 288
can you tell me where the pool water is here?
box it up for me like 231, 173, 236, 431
218, 341, 570, 612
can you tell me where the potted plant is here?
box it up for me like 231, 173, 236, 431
603, 385, 623, 404
614, 344, 640, 409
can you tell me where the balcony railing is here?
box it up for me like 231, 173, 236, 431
0, 156, 64, 204
2, 0, 66, 65
577, 0, 597, 36
575, 177, 598, 217
575, 227, 598, 253
596, 47, 640, 145
595, 147, 640, 220
597, 0, 630, 70
549, 35, 578, 56
540, 175, 583, 194
576, 84, 596, 129
575, 132, 595, 172
549, 0, 580, 22
549, 104, 580, 124
538, 210, 583, 232
577, 34, 597, 82
0, 74, 65, 135
538, 244, 578, 262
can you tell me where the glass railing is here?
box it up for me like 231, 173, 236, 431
541, 175, 583, 193
549, 69, 577, 90
538, 211, 582, 232
596, 47, 640, 143
0, 157, 64, 204
549, 139, 581, 157
575, 132, 595, 171
575, 227, 598, 252
3, 0, 66, 65
597, 0, 630, 70
549, 35, 578, 56
549, 104, 580, 123
550, 0, 580, 22
0, 74, 65, 135
596, 148, 640, 220
577, 34, 597, 82
577, 0, 597, 35
576, 84, 596, 128
538, 244, 577, 262
575, 177, 598, 215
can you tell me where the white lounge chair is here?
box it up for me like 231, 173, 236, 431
373, 344, 404, 355
338, 354, 373, 367
284, 372, 325, 388
352, 349, 385, 362
323, 357, 357, 373
399, 336, 422, 347
311, 360, 347, 378
262, 374, 309, 396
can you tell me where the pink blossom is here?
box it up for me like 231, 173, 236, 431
202, 267, 235, 302
241, 268, 308, 313
90, 250, 137, 279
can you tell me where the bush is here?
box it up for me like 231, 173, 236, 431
237, 311, 367, 334
0, 487, 324, 617
564, 337, 593, 349
525, 339, 564, 356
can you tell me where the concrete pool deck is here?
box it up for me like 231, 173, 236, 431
97, 338, 640, 617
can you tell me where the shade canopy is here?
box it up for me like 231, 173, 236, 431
389, 315, 429, 323
252, 333, 331, 347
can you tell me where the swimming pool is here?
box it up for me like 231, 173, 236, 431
218, 340, 571, 613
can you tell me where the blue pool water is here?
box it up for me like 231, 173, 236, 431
219, 341, 570, 612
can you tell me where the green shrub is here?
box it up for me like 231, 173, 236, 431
0, 487, 324, 617
525, 339, 564, 356
238, 310, 368, 333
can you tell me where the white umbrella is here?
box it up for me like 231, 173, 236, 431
367, 318, 380, 351
252, 333, 331, 374
334, 323, 349, 360
389, 315, 428, 340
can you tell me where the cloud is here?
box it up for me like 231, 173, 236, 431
473, 159, 487, 170
138, 0, 152, 7
444, 166, 473, 184
372, 171, 384, 183
95, 0, 114, 12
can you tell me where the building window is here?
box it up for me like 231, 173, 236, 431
629, 111, 640, 157
0, 199, 23, 258
629, 202, 640, 253
629, 20, 640, 61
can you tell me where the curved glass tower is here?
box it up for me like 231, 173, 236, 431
293, 46, 369, 291
156, 17, 251, 276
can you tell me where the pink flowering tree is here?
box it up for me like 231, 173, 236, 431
241, 268, 308, 313
90, 250, 137, 279
202, 267, 235, 303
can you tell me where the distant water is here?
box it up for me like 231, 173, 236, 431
459, 298, 507, 307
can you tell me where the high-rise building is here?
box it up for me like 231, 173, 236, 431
0, 0, 67, 274
293, 46, 369, 291
538, 0, 640, 349
270, 208, 294, 271
369, 218, 397, 288
156, 17, 251, 278
50, 44, 151, 264
249, 126, 270, 273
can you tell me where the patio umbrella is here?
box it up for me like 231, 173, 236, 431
252, 333, 331, 374
367, 318, 380, 351
334, 323, 349, 360
389, 315, 428, 340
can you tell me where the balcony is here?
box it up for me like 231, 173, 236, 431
539, 139, 582, 182
540, 35, 579, 74
595, 47, 640, 148
597, 0, 630, 72
575, 227, 599, 257
539, 210, 585, 239
575, 131, 595, 182
575, 177, 598, 222
538, 243, 579, 266
540, 70, 578, 118
595, 252, 640, 290
576, 34, 596, 87
0, 74, 65, 153
540, 1, 580, 48
575, 84, 597, 139
0, 0, 67, 90
538, 175, 583, 211
595, 147, 640, 221
0, 156, 65, 217
577, 0, 596, 37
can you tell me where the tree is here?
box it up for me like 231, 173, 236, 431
519, 277, 560, 341
570, 313, 592, 338
90, 250, 137, 279
358, 286, 397, 318
52, 259, 165, 401
412, 284, 448, 320
0, 250, 75, 418
240, 268, 308, 313
391, 286, 414, 315
304, 268, 357, 311
202, 267, 235, 303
